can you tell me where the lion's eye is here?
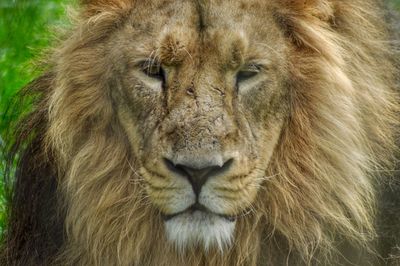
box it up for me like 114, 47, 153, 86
236, 64, 261, 86
140, 62, 165, 82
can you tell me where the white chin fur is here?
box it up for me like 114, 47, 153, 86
164, 211, 236, 252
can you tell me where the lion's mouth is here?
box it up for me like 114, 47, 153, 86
162, 202, 236, 222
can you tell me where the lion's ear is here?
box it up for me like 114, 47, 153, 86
80, 0, 128, 5
80, 0, 132, 16
280, 0, 335, 21
276, 0, 337, 58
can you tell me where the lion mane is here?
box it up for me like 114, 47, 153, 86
2, 0, 400, 265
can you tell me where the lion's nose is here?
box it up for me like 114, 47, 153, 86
164, 158, 233, 196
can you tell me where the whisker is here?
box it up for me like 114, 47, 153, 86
182, 47, 193, 61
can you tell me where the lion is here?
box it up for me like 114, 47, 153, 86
2, 0, 400, 265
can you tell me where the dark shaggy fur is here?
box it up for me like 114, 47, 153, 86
1, 73, 65, 265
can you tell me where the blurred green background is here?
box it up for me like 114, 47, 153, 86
0, 0, 75, 235
0, 0, 400, 235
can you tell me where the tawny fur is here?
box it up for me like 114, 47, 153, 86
2, 0, 400, 266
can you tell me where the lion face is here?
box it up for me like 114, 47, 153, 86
106, 0, 289, 250
39, 0, 398, 263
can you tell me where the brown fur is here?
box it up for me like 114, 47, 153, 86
2, 0, 400, 265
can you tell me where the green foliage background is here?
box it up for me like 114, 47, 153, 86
0, 0, 74, 235
0, 0, 400, 234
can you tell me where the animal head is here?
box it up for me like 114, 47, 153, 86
115, 1, 290, 250
43, 0, 398, 264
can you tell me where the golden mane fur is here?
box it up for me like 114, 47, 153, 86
2, 0, 400, 265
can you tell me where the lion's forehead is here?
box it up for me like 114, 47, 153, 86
134, 0, 269, 24
129, 0, 280, 63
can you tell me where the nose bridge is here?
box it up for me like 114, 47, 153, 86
193, 69, 233, 128
172, 102, 231, 151
165, 73, 236, 164
173, 84, 232, 144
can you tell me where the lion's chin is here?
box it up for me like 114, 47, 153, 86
164, 210, 236, 252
